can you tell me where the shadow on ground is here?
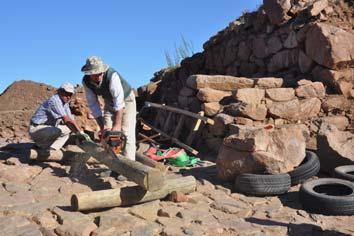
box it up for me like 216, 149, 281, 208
278, 190, 303, 210
0, 142, 113, 191
246, 217, 350, 236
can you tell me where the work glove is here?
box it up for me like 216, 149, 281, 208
77, 131, 93, 142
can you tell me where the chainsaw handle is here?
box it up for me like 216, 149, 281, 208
103, 130, 125, 138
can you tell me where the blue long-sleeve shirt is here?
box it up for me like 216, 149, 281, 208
31, 94, 73, 126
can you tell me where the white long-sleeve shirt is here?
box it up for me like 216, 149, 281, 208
83, 72, 125, 118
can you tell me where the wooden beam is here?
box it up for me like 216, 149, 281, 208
78, 141, 165, 191
140, 119, 198, 155
145, 102, 214, 125
71, 175, 196, 211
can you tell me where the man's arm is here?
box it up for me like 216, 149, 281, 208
62, 115, 81, 133
83, 84, 104, 131
49, 96, 84, 134
112, 109, 124, 131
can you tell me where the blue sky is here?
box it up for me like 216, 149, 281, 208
0, 0, 262, 94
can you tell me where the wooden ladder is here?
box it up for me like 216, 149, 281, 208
138, 102, 214, 155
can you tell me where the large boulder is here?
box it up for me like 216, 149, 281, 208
317, 124, 354, 174
208, 113, 234, 136
216, 145, 263, 181
255, 77, 283, 89
252, 35, 283, 59
202, 102, 222, 116
265, 88, 295, 102
268, 98, 321, 120
312, 66, 354, 97
224, 103, 268, 121
295, 80, 325, 98
196, 88, 231, 102
263, 0, 292, 26
306, 23, 354, 70
321, 95, 351, 113
308, 0, 328, 17
319, 116, 349, 131
233, 88, 265, 104
267, 49, 299, 72
216, 124, 308, 180
186, 75, 254, 91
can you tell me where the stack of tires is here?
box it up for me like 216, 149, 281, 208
234, 150, 354, 215
234, 151, 320, 196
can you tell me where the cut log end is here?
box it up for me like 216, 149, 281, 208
72, 175, 196, 211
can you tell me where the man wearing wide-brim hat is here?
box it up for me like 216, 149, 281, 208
29, 83, 91, 152
81, 56, 136, 161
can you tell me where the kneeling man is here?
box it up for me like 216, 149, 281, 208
29, 82, 90, 151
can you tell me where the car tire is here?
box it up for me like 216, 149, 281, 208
299, 178, 354, 215
288, 151, 320, 186
334, 165, 354, 182
234, 173, 291, 196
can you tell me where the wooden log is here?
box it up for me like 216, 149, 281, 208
140, 119, 198, 155
145, 102, 214, 125
71, 175, 196, 211
28, 149, 99, 164
135, 152, 168, 173
78, 141, 165, 191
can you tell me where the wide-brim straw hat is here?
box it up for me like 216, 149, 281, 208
81, 56, 109, 75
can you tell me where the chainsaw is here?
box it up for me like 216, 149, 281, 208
102, 131, 127, 155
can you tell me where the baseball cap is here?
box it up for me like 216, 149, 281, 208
60, 82, 75, 94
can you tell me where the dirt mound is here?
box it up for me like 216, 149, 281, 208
0, 80, 56, 111
0, 80, 97, 142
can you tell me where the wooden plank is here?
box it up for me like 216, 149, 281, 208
71, 175, 196, 211
172, 115, 186, 139
186, 111, 204, 146
145, 102, 214, 125
78, 141, 165, 191
140, 119, 198, 155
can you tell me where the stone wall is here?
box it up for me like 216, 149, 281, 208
138, 0, 354, 153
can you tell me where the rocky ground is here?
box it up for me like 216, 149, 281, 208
1, 0, 354, 234
0, 142, 353, 236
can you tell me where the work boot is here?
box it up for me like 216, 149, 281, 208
69, 153, 90, 182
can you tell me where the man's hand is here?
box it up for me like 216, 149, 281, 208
77, 131, 93, 142
99, 129, 109, 144
111, 125, 121, 132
